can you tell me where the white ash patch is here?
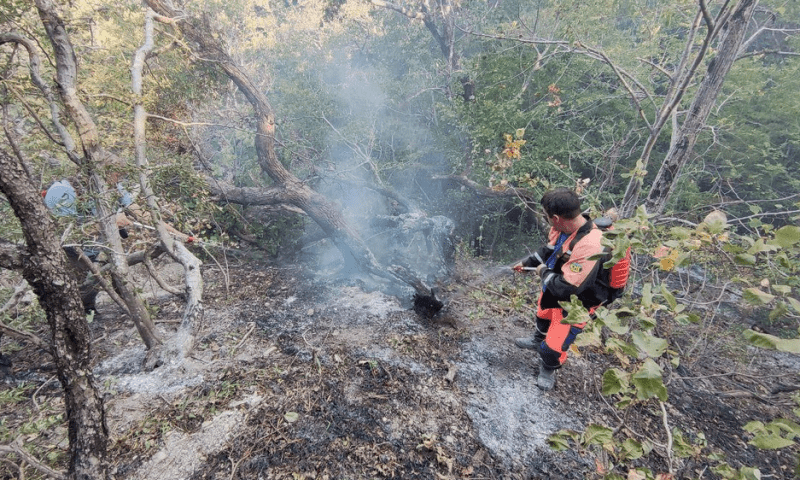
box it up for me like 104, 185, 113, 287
127, 395, 263, 480
457, 323, 581, 469
94, 346, 204, 395
325, 286, 403, 319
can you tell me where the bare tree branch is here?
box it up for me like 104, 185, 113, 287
0, 439, 66, 480
0, 281, 29, 317
369, 0, 426, 21
134, 8, 203, 366
75, 248, 130, 315
0, 281, 52, 354
431, 173, 535, 201
0, 32, 80, 163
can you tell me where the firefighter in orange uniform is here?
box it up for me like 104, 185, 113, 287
512, 188, 611, 391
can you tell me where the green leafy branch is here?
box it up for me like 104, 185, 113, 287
548, 212, 800, 479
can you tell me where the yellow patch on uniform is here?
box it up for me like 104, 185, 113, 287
569, 263, 583, 273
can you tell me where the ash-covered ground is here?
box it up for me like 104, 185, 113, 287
93, 260, 586, 479
2, 256, 798, 479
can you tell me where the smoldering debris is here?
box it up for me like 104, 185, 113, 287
368, 213, 456, 283
412, 288, 444, 318
305, 211, 456, 315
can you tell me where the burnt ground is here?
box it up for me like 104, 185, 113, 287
1, 255, 799, 479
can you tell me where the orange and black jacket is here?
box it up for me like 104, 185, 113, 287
520, 215, 611, 310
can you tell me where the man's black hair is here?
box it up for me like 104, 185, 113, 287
541, 188, 582, 219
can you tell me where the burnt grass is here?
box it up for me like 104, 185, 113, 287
1, 257, 799, 479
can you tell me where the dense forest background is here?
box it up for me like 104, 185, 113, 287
1, 0, 799, 478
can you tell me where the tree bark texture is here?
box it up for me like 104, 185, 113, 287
645, 0, 759, 215
619, 7, 711, 218
0, 149, 109, 480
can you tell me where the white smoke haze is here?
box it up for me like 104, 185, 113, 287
304, 47, 455, 298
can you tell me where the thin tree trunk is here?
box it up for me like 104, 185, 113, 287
34, 0, 162, 349
133, 9, 203, 365
0, 149, 109, 480
645, 0, 758, 215
619, 7, 712, 218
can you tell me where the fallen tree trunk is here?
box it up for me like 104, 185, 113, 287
145, 1, 441, 308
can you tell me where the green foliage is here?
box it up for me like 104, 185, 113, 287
630, 358, 667, 401
0, 201, 23, 242
440, 49, 639, 194
630, 330, 668, 358
549, 205, 800, 477
689, 55, 800, 221
601, 368, 628, 396
744, 419, 799, 450
0, 383, 33, 406
743, 329, 800, 354
559, 295, 593, 326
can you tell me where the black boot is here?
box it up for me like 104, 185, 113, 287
514, 329, 546, 350
514, 337, 541, 350
537, 363, 556, 391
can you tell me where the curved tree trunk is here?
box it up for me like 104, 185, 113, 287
0, 149, 109, 480
644, 0, 758, 215
145, 0, 434, 295
134, 10, 203, 367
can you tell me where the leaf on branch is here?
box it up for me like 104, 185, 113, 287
642, 283, 653, 309
601, 368, 629, 396
631, 358, 667, 401
606, 338, 639, 357
620, 438, 645, 460
742, 288, 775, 306
742, 329, 800, 354
558, 295, 592, 325
596, 309, 630, 335
581, 424, 613, 448
747, 238, 778, 255
574, 322, 602, 347
660, 284, 677, 310
787, 297, 800, 315
749, 433, 795, 450
769, 302, 789, 322
771, 225, 800, 248
548, 429, 579, 451
734, 253, 757, 266
631, 330, 668, 358
671, 428, 700, 458
771, 418, 800, 437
